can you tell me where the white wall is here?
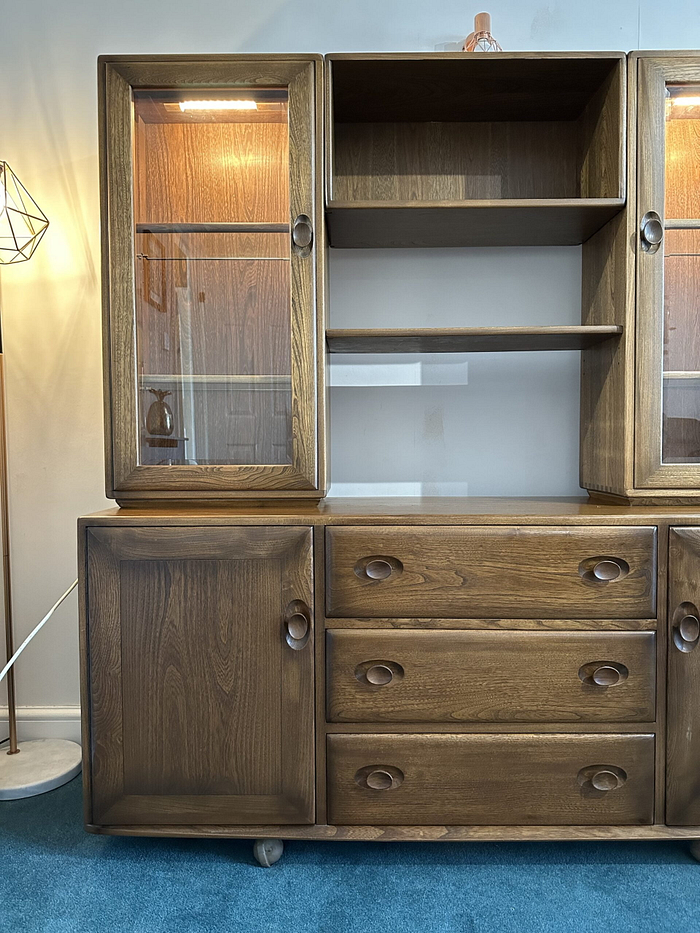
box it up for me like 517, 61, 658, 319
1, 0, 700, 727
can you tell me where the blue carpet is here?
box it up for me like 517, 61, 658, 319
2, 776, 700, 933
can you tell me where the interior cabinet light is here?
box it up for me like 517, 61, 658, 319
178, 100, 258, 111
670, 96, 700, 107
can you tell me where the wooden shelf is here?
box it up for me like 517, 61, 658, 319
326, 200, 625, 249
326, 326, 623, 354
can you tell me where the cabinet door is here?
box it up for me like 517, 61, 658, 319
85, 526, 314, 826
100, 56, 323, 498
667, 527, 700, 824
636, 56, 700, 489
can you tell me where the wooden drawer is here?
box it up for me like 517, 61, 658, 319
325, 526, 657, 619
326, 630, 656, 723
327, 733, 655, 825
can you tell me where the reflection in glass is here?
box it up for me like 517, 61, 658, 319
132, 89, 293, 467
663, 87, 700, 463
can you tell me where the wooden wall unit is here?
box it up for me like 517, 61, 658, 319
85, 51, 700, 864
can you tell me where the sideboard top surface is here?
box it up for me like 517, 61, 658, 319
79, 497, 700, 527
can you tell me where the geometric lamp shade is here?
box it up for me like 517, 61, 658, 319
0, 162, 49, 264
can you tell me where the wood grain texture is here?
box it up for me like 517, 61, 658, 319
666, 527, 700, 824
333, 122, 581, 201
654, 523, 670, 820
665, 119, 700, 221
579, 61, 625, 200
87, 822, 700, 841
100, 56, 322, 497
327, 733, 655, 826
325, 525, 657, 619
325, 722, 656, 735
326, 201, 624, 249
85, 525, 315, 825
326, 326, 622, 354
326, 630, 656, 723
579, 48, 636, 502
134, 120, 289, 225
80, 497, 700, 524
325, 617, 657, 631
313, 529, 328, 824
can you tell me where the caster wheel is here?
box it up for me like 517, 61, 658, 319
690, 841, 700, 862
253, 838, 284, 867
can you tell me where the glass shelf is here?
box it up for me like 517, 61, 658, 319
136, 222, 290, 234
140, 374, 291, 388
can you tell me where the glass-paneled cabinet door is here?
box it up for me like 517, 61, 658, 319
636, 54, 700, 490
99, 57, 323, 499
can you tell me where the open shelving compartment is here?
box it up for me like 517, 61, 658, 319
325, 52, 626, 248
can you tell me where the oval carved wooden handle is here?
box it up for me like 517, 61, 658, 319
678, 614, 700, 644
592, 559, 624, 582
578, 661, 628, 687
591, 665, 623, 686
365, 559, 394, 580
366, 664, 394, 685
590, 769, 622, 792
292, 214, 313, 249
284, 600, 311, 649
366, 769, 394, 790
577, 764, 626, 790
640, 210, 664, 252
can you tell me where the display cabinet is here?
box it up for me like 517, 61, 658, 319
99, 56, 325, 501
583, 52, 700, 503
636, 54, 700, 494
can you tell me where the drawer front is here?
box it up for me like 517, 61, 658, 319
327, 733, 655, 826
326, 630, 656, 723
325, 526, 657, 619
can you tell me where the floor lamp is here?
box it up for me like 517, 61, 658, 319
0, 161, 82, 798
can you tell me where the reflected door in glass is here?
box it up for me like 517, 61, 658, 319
133, 89, 293, 468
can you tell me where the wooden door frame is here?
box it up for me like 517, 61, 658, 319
99, 56, 323, 497
635, 54, 700, 489
84, 524, 315, 825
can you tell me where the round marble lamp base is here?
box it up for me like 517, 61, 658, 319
0, 739, 82, 799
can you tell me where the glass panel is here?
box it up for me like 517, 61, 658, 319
132, 89, 292, 466
662, 86, 700, 463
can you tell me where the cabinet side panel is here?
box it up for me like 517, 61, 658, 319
580, 212, 635, 496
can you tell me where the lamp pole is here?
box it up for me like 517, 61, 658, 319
0, 338, 18, 755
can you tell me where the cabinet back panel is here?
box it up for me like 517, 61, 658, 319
332, 121, 581, 201
135, 120, 289, 225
